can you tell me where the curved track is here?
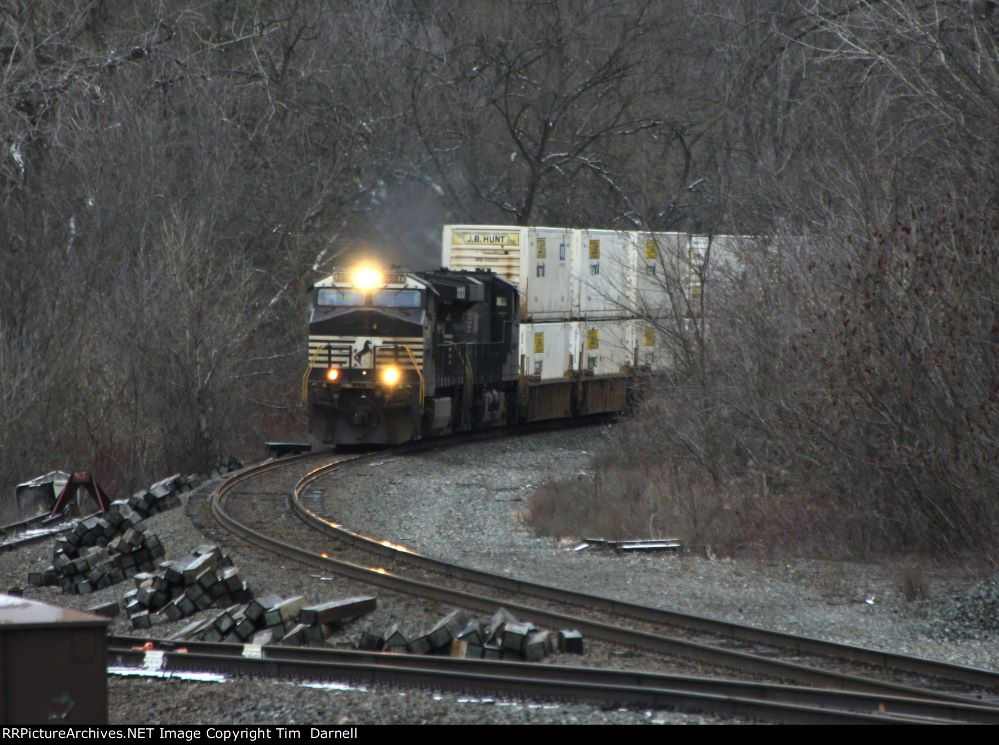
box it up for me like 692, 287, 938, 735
293, 451, 999, 696
204, 429, 999, 722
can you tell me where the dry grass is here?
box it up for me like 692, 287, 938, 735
524, 372, 999, 564
809, 563, 854, 602
899, 561, 929, 601
522, 456, 740, 552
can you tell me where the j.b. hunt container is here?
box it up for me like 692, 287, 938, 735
442, 225, 575, 321
445, 225, 639, 321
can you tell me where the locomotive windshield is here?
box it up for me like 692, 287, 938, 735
316, 288, 422, 308
317, 288, 363, 306
372, 289, 422, 308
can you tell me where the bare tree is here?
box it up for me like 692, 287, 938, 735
402, 0, 701, 227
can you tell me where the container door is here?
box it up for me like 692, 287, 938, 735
525, 227, 574, 321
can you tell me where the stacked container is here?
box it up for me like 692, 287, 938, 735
631, 319, 669, 372
443, 224, 738, 378
631, 231, 688, 319
518, 320, 668, 379
574, 229, 634, 319
518, 322, 574, 379
570, 319, 633, 375
443, 225, 575, 321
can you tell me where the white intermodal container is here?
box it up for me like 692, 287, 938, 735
574, 229, 634, 319
630, 319, 673, 372
570, 319, 636, 376
710, 234, 748, 275
518, 321, 574, 380
631, 232, 688, 319
442, 225, 575, 321
443, 225, 747, 323
443, 224, 524, 284
687, 233, 747, 298
526, 226, 575, 320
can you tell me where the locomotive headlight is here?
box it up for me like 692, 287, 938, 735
351, 264, 384, 291
380, 365, 401, 386
325, 367, 341, 383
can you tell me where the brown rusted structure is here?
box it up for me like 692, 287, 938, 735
0, 594, 108, 724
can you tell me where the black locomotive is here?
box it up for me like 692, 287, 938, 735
305, 263, 630, 446
305, 265, 520, 445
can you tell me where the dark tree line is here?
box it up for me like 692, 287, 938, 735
597, 0, 999, 559
2, 1, 997, 557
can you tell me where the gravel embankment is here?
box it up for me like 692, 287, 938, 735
2, 423, 996, 724
324, 426, 999, 670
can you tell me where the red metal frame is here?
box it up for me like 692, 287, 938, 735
49, 470, 111, 517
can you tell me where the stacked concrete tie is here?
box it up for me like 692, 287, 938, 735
171, 594, 377, 646
358, 607, 583, 661
127, 544, 251, 629
207, 457, 244, 480
28, 520, 166, 594
25, 470, 199, 592
125, 474, 189, 517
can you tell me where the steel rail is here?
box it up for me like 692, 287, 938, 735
107, 635, 999, 724
0, 512, 92, 554
210, 461, 993, 708
106, 639, 960, 725
290, 448, 999, 696
0, 513, 51, 535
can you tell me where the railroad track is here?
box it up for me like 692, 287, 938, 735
0, 512, 82, 554
106, 635, 999, 724
204, 426, 999, 722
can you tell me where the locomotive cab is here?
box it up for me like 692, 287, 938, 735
305, 262, 521, 447
306, 266, 430, 446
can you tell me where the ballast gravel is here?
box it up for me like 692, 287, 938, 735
2, 424, 996, 724
323, 426, 999, 671
934, 573, 999, 641
0, 458, 734, 723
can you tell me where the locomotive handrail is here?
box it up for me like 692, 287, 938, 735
375, 342, 420, 369
459, 343, 474, 384
330, 342, 356, 368
302, 341, 356, 403
301, 345, 327, 404
399, 343, 425, 408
